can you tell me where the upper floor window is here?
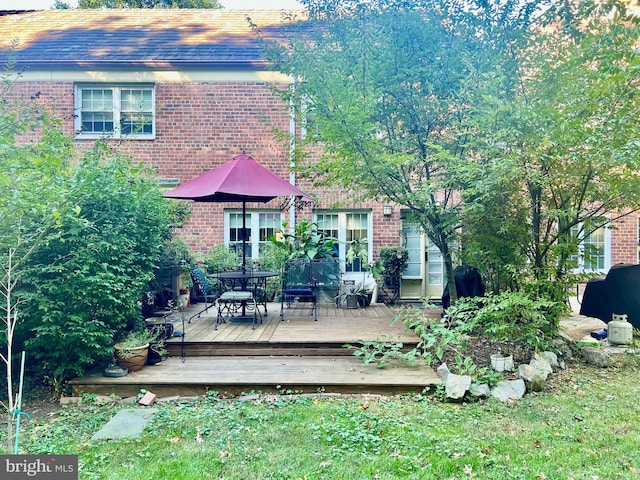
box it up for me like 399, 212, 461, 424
75, 85, 155, 139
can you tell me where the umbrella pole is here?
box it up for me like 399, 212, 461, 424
242, 202, 247, 273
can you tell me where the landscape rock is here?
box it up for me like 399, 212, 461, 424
436, 363, 450, 381
445, 373, 471, 401
518, 364, 547, 392
537, 351, 559, 370
581, 347, 615, 368
530, 356, 553, 376
238, 394, 260, 402
491, 379, 526, 402
157, 396, 181, 403
469, 383, 491, 399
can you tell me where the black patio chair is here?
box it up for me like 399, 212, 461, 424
280, 258, 341, 321
281, 259, 316, 321
215, 265, 262, 330
189, 267, 218, 322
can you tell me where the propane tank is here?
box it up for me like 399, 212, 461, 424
608, 313, 633, 345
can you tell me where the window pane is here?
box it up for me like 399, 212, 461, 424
258, 213, 281, 255
571, 223, 605, 272
120, 89, 153, 135
121, 89, 152, 111
80, 89, 114, 133
81, 112, 114, 134
82, 89, 112, 111
402, 224, 422, 277
427, 247, 443, 285
584, 228, 605, 271
317, 213, 339, 258
121, 112, 153, 135
229, 213, 251, 259
346, 213, 368, 272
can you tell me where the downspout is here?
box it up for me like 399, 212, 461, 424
289, 80, 297, 228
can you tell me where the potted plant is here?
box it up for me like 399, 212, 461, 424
377, 246, 409, 305
114, 329, 157, 372
344, 238, 381, 307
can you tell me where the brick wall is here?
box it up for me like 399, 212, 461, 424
610, 213, 639, 266
9, 80, 639, 267
9, 79, 405, 256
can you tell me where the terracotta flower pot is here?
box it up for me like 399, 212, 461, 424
114, 343, 149, 372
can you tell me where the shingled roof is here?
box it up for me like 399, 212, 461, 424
0, 9, 306, 69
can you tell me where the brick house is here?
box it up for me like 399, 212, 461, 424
0, 8, 637, 302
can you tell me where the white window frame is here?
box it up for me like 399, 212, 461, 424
224, 210, 283, 262
570, 222, 611, 274
315, 211, 372, 273
74, 84, 156, 139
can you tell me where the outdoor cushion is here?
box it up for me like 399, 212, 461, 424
284, 288, 314, 296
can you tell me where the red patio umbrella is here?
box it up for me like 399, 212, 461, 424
163, 153, 312, 269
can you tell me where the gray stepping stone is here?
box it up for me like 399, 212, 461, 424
92, 408, 158, 440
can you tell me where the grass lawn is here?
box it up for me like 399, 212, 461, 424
9, 358, 640, 479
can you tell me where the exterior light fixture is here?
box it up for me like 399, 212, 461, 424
383, 205, 393, 216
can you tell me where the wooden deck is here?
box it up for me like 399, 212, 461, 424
69, 302, 440, 396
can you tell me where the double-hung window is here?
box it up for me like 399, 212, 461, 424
75, 85, 155, 139
316, 211, 371, 273
570, 222, 610, 273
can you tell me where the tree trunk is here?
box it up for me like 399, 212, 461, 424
443, 249, 457, 304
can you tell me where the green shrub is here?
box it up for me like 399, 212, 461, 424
377, 246, 409, 288
16, 142, 176, 390
202, 244, 239, 273
447, 291, 559, 352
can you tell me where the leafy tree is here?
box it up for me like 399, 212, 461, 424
266, 0, 536, 301
269, 0, 640, 311
464, 0, 640, 306
0, 66, 80, 450
75, 0, 222, 8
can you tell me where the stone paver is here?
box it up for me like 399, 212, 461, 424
91, 408, 158, 440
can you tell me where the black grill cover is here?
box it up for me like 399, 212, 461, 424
580, 264, 640, 329
442, 265, 485, 309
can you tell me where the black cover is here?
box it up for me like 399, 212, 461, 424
579, 264, 640, 329
579, 277, 608, 321
442, 265, 485, 309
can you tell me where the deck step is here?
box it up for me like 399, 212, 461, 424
70, 355, 440, 397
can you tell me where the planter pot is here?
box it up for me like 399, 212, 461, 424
114, 343, 149, 372
103, 363, 128, 377
345, 294, 359, 309
490, 353, 514, 372
178, 290, 190, 307
147, 344, 164, 365
357, 293, 372, 308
